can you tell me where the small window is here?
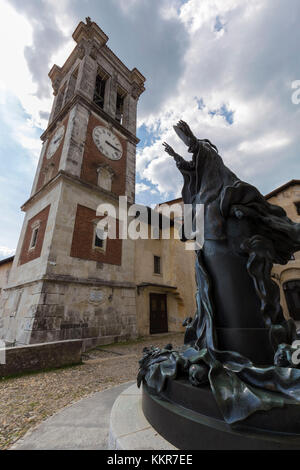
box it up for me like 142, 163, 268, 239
30, 228, 39, 249
93, 225, 107, 252
93, 73, 107, 109
295, 202, 300, 216
154, 255, 161, 274
95, 232, 104, 249
116, 91, 125, 124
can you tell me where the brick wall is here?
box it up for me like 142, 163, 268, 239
36, 115, 69, 192
70, 204, 122, 265
19, 205, 51, 266
80, 114, 127, 195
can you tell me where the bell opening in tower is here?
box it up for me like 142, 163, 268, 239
93, 73, 107, 109
116, 91, 125, 124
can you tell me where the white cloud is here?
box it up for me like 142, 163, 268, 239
179, 0, 242, 33
117, 0, 140, 14
0, 0, 77, 167
0, 0, 75, 131
136, 182, 150, 193
137, 0, 300, 198
0, 90, 42, 163
0, 246, 15, 261
238, 134, 291, 154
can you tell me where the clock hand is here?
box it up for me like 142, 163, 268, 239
105, 140, 120, 153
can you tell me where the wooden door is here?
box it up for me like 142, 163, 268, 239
149, 293, 168, 334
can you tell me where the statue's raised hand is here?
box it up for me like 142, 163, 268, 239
163, 142, 177, 158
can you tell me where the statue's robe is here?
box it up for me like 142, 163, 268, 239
175, 140, 300, 422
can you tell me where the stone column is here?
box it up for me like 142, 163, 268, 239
103, 76, 112, 114
122, 94, 130, 130
107, 72, 118, 118
59, 104, 90, 178
127, 95, 138, 135
63, 72, 78, 107
77, 55, 98, 101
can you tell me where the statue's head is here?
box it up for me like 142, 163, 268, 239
173, 120, 219, 155
173, 123, 194, 148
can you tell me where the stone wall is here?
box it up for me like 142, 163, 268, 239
135, 224, 196, 336
0, 339, 83, 377
0, 259, 13, 291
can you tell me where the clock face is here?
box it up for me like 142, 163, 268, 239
46, 126, 65, 159
93, 126, 123, 161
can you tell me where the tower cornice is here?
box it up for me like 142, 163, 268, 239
48, 19, 146, 97
21, 170, 123, 212
72, 18, 109, 47
40, 92, 140, 145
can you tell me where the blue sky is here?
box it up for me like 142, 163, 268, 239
0, 0, 300, 259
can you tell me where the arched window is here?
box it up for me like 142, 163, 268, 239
93, 70, 108, 109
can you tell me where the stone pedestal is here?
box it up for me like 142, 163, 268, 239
108, 383, 176, 450
142, 379, 300, 450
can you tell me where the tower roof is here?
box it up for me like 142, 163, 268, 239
72, 17, 109, 46
48, 17, 145, 94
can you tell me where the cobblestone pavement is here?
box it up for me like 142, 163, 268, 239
0, 332, 184, 450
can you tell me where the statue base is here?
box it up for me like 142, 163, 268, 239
142, 379, 300, 449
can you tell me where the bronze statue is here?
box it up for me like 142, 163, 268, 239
138, 121, 300, 427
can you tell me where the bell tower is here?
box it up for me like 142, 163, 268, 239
0, 18, 145, 347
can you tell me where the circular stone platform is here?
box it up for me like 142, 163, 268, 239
108, 383, 177, 450
11, 382, 134, 450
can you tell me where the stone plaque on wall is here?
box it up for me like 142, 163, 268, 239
89, 290, 105, 303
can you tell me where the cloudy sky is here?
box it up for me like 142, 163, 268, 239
0, 0, 300, 259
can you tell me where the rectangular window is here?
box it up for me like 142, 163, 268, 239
93, 74, 107, 109
93, 225, 107, 252
116, 91, 125, 124
30, 228, 39, 249
154, 255, 161, 274
295, 202, 300, 215
95, 232, 104, 249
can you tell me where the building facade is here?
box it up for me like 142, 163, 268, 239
0, 18, 145, 347
0, 19, 196, 348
